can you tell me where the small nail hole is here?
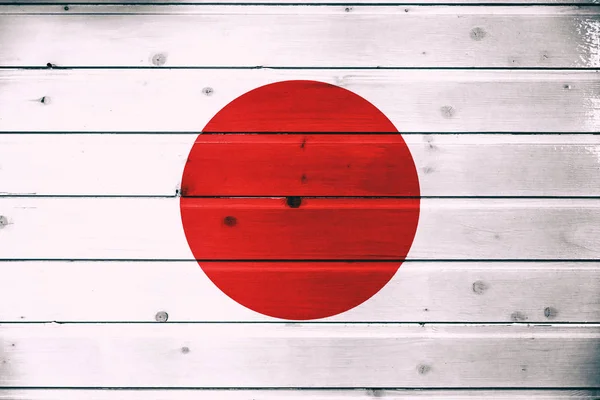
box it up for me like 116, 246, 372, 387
286, 197, 302, 208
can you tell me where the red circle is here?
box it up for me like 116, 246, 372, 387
181, 80, 420, 320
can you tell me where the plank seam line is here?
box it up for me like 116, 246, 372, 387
2, 2, 600, 6
0, 131, 600, 137
3, 258, 600, 262
2, 66, 600, 71
7, 322, 565, 325
6, 195, 600, 199
178, 195, 600, 199
0, 134, 600, 137
0, 387, 598, 390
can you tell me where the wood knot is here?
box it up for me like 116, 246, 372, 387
510, 311, 528, 322
155, 311, 169, 322
470, 27, 487, 41
440, 105, 455, 119
417, 364, 431, 375
152, 53, 167, 66
366, 389, 385, 397
472, 280, 487, 294
286, 197, 302, 208
544, 306, 558, 319
223, 216, 237, 227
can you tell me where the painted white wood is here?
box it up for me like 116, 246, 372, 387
1, 70, 598, 133
2, 198, 600, 260
1, 6, 598, 68
0, 324, 598, 387
3, 134, 600, 196
3, 0, 598, 4
0, 261, 597, 322
0, 389, 598, 400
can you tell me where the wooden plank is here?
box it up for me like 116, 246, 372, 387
0, 70, 598, 133
180, 198, 420, 260
2, 198, 600, 260
3, 134, 600, 197
1, 390, 599, 400
3, 0, 599, 4
0, 323, 598, 387
0, 261, 598, 322
1, 6, 599, 68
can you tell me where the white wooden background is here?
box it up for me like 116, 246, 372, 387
0, 1, 599, 399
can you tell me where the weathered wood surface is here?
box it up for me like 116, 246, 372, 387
1, 70, 598, 132
179, 198, 421, 260
1, 6, 599, 68
1, 390, 599, 400
181, 134, 419, 197
3, 0, 599, 3
2, 198, 600, 260
1, 1, 599, 395
3, 134, 600, 196
0, 261, 597, 322
0, 324, 598, 388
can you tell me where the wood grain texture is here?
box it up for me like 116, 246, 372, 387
3, 134, 600, 196
0, 324, 598, 387
3, 198, 600, 260
1, 4, 598, 392
0, 261, 598, 322
0, 390, 599, 400
3, 0, 599, 3
130, 134, 416, 197
180, 198, 420, 260
1, 6, 599, 68
1, 70, 598, 132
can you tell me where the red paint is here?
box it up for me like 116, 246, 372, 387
181, 198, 419, 259
182, 134, 419, 196
202, 80, 398, 133
200, 262, 399, 321
181, 80, 420, 320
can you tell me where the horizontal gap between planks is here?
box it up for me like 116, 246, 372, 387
3, 2, 600, 4
3, 66, 600, 70
1, 388, 599, 391
4, 259, 600, 262
2, 131, 600, 135
4, 195, 600, 199
0, 321, 598, 325
2, 322, 595, 326
1, 387, 599, 390
2, 3, 600, 9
